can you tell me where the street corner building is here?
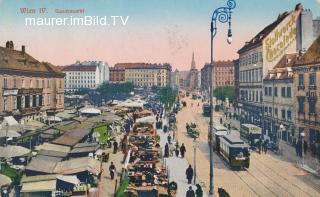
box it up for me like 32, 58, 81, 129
0, 41, 65, 124
236, 3, 320, 140
292, 35, 320, 145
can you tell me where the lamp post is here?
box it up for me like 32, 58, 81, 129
193, 137, 198, 185
279, 124, 285, 155
300, 132, 305, 167
209, 1, 236, 196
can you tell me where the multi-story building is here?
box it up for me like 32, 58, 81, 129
292, 35, 320, 145
171, 69, 180, 90
115, 63, 171, 87
62, 61, 109, 92
263, 54, 297, 142
200, 60, 235, 99
200, 63, 211, 97
0, 41, 65, 123
109, 67, 125, 82
212, 60, 235, 89
238, 4, 318, 130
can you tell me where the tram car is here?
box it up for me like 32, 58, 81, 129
219, 135, 250, 169
202, 103, 211, 117
209, 126, 228, 152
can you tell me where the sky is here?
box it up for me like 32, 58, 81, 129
0, 0, 319, 70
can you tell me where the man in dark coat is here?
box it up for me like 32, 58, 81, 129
113, 141, 118, 154
180, 143, 186, 158
186, 165, 194, 184
164, 143, 170, 158
186, 186, 195, 197
109, 162, 116, 180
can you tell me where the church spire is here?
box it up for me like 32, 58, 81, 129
191, 51, 196, 69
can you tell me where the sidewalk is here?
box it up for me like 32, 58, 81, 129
159, 114, 207, 197
98, 135, 125, 197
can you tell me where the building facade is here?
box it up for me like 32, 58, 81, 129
171, 69, 180, 90
109, 67, 125, 82
0, 41, 65, 123
293, 35, 320, 145
263, 54, 297, 142
200, 60, 235, 99
238, 4, 318, 131
185, 52, 199, 91
212, 60, 235, 89
62, 61, 109, 92
116, 63, 171, 87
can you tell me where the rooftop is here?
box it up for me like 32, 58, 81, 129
61, 64, 97, 72
115, 62, 172, 70
295, 35, 320, 66
0, 41, 63, 76
238, 9, 293, 53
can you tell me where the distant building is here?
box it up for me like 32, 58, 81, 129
0, 41, 65, 123
171, 69, 180, 90
109, 67, 125, 82
62, 61, 109, 92
115, 63, 172, 87
200, 60, 235, 98
185, 52, 199, 91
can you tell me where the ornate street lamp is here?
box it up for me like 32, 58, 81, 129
209, 0, 236, 196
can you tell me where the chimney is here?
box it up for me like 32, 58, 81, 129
22, 45, 25, 55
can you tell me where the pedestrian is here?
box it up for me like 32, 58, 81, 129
258, 138, 262, 154
186, 186, 195, 197
167, 134, 172, 144
164, 143, 170, 158
186, 165, 194, 184
180, 143, 186, 158
175, 142, 180, 157
113, 141, 118, 154
109, 162, 116, 180
195, 184, 203, 197
263, 139, 268, 154
191, 103, 193, 107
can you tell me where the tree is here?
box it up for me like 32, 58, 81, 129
213, 86, 235, 102
158, 87, 178, 109
97, 82, 134, 95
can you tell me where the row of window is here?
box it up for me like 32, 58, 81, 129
66, 76, 95, 80
298, 73, 316, 87
298, 97, 316, 114
264, 106, 292, 120
66, 71, 95, 76
264, 86, 291, 97
240, 90, 263, 103
67, 80, 95, 84
240, 68, 262, 83
239, 52, 263, 66
3, 78, 62, 89
2, 94, 63, 111
66, 84, 96, 88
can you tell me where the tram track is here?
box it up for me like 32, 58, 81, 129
252, 154, 320, 195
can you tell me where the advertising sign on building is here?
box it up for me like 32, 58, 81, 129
262, 9, 301, 73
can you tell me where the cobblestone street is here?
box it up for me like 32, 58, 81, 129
176, 96, 320, 196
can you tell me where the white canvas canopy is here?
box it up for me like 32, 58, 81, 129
3, 116, 19, 126
0, 129, 21, 138
136, 116, 156, 123
47, 116, 62, 122
80, 108, 101, 115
